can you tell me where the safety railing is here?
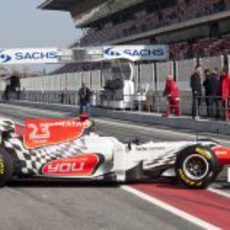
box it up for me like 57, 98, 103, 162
93, 92, 230, 121
195, 96, 230, 121
1, 90, 230, 121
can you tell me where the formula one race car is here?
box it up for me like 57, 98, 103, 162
0, 116, 229, 189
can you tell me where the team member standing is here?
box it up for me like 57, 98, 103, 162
203, 69, 212, 117
78, 83, 91, 115
163, 75, 181, 117
211, 67, 221, 118
220, 67, 230, 120
203, 68, 220, 118
190, 64, 203, 118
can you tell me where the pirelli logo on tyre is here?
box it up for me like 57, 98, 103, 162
178, 169, 203, 187
195, 148, 211, 160
0, 158, 4, 175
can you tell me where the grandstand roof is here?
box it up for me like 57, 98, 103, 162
38, 0, 78, 11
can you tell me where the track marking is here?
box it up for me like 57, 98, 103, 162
95, 118, 229, 145
1, 103, 229, 144
122, 185, 220, 230
208, 187, 230, 198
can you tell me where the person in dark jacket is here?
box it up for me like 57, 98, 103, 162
78, 83, 91, 115
211, 67, 221, 118
203, 69, 212, 117
2, 84, 10, 100
203, 68, 220, 118
190, 64, 203, 118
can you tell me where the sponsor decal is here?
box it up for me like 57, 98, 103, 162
42, 154, 99, 177
212, 146, 229, 155
104, 48, 121, 57
136, 146, 164, 151
123, 48, 164, 57
0, 48, 61, 64
178, 169, 202, 186
0, 50, 12, 63
24, 118, 92, 149
214, 151, 227, 155
15, 51, 58, 61
103, 45, 168, 61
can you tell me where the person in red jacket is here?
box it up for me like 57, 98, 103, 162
163, 75, 181, 117
220, 67, 230, 119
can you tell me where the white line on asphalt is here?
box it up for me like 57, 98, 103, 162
121, 185, 220, 230
95, 118, 229, 146
208, 188, 230, 198
2, 104, 229, 143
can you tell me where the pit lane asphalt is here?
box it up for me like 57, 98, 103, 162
0, 103, 228, 230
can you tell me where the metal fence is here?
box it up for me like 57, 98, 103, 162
4, 90, 229, 121
16, 55, 229, 93
1, 54, 230, 121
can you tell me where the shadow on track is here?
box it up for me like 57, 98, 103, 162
7, 177, 176, 189
7, 180, 120, 188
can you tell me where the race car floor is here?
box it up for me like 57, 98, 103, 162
0, 103, 229, 230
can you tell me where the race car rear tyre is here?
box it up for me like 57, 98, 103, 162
175, 145, 220, 189
0, 147, 13, 187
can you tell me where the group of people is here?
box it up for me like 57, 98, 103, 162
163, 65, 230, 119
79, 67, 230, 121
191, 65, 230, 119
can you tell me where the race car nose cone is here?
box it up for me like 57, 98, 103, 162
80, 113, 89, 122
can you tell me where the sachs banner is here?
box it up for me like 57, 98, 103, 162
0, 48, 63, 64
103, 45, 169, 61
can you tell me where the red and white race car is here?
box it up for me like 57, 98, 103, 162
0, 115, 229, 189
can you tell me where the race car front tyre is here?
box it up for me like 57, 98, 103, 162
175, 145, 220, 189
0, 147, 13, 187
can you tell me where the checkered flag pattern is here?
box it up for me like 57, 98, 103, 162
3, 132, 84, 175
143, 152, 176, 169
0, 119, 15, 132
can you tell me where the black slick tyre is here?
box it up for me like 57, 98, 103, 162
0, 147, 13, 187
175, 145, 220, 189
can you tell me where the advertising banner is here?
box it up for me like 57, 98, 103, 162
103, 45, 169, 61
0, 45, 169, 64
0, 48, 62, 64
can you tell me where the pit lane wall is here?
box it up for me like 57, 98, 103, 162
1, 100, 230, 136
0, 55, 229, 116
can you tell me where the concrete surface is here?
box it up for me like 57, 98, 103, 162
1, 100, 230, 135
0, 103, 204, 230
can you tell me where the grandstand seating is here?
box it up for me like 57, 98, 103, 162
170, 35, 230, 59
80, 0, 229, 46
51, 0, 229, 74
52, 35, 230, 74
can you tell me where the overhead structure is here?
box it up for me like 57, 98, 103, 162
0, 45, 169, 65
38, 0, 77, 11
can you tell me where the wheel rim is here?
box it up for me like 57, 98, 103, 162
183, 154, 210, 181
